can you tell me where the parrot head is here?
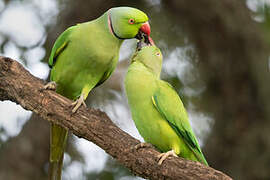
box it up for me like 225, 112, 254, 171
132, 45, 163, 76
109, 7, 153, 45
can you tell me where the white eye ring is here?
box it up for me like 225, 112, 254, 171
156, 52, 161, 56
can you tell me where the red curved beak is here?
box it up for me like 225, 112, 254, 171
148, 37, 155, 45
140, 22, 151, 36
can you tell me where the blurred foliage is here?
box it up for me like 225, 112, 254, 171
258, 4, 270, 44
0, 126, 6, 146
85, 158, 134, 180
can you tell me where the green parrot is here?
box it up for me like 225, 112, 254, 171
124, 45, 208, 166
46, 7, 152, 180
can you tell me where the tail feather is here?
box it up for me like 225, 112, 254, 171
197, 152, 208, 166
49, 154, 64, 180
191, 147, 208, 166
49, 123, 68, 180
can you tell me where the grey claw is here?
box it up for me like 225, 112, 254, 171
43, 81, 57, 91
133, 142, 153, 151
157, 150, 178, 165
71, 94, 86, 113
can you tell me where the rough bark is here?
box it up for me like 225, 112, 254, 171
0, 56, 231, 180
0, 1, 144, 178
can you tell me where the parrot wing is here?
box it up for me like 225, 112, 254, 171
48, 26, 77, 68
152, 80, 208, 165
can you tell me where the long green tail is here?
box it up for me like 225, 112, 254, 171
49, 123, 68, 180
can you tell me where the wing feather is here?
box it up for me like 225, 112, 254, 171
48, 26, 77, 68
152, 80, 208, 165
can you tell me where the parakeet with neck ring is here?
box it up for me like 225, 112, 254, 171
46, 7, 152, 179
125, 45, 208, 166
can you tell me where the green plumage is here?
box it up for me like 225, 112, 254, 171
48, 7, 149, 179
125, 46, 208, 165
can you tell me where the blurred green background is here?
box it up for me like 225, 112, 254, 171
0, 0, 269, 179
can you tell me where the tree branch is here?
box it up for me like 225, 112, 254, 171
0, 56, 232, 180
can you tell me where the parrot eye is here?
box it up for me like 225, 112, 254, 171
128, 19, 135, 24
156, 52, 161, 56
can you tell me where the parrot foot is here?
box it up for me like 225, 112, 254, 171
134, 142, 153, 150
157, 150, 178, 165
71, 94, 86, 113
43, 81, 57, 90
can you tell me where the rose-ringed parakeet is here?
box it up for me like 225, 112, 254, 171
46, 7, 152, 179
125, 45, 208, 166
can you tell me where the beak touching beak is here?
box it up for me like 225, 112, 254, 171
137, 21, 154, 46
140, 22, 151, 37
